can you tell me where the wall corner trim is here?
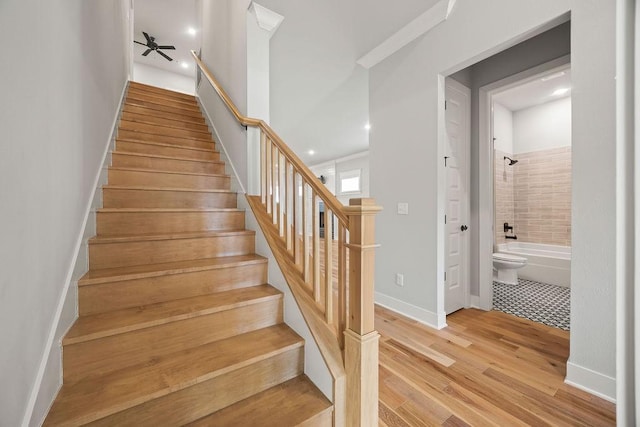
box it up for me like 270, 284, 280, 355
375, 292, 445, 330
249, 2, 284, 38
356, 0, 450, 69
565, 361, 617, 403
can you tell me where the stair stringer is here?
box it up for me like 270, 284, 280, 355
196, 94, 342, 419
25, 81, 130, 427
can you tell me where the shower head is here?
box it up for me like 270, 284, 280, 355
504, 156, 518, 166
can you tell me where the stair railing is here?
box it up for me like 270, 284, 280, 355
192, 51, 380, 426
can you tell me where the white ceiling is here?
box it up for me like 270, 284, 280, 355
133, 0, 200, 77
493, 68, 572, 112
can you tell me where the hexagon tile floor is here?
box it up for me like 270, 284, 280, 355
493, 279, 570, 331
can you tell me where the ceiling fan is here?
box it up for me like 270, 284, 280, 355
134, 32, 175, 61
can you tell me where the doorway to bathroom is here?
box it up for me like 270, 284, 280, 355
484, 61, 572, 331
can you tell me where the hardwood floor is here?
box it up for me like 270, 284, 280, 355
376, 306, 616, 426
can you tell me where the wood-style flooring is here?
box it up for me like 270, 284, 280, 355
376, 306, 616, 426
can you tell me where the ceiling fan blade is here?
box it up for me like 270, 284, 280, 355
157, 50, 173, 61
157, 45, 175, 50
134, 40, 147, 46
142, 49, 153, 57
156, 50, 173, 61
143, 31, 152, 44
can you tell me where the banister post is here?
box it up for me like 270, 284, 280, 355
344, 198, 382, 426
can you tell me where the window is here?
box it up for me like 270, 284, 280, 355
339, 169, 361, 194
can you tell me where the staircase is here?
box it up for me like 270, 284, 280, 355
44, 82, 332, 426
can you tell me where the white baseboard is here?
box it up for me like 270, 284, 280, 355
565, 361, 616, 403
469, 295, 481, 308
375, 292, 445, 329
22, 81, 129, 427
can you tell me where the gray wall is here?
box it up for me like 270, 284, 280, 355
370, 0, 616, 398
0, 0, 129, 424
259, 0, 370, 165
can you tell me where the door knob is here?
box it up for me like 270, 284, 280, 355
460, 225, 468, 231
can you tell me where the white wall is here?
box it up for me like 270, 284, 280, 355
369, 0, 616, 400
198, 0, 251, 191
513, 96, 571, 153
0, 0, 129, 425
133, 62, 196, 95
259, 0, 370, 165
493, 102, 514, 153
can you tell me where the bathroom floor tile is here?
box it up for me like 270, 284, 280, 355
493, 279, 570, 330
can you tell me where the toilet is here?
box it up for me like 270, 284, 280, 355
493, 252, 527, 285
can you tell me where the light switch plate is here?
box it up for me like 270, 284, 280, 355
397, 202, 409, 215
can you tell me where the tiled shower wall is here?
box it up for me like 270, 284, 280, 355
495, 147, 572, 246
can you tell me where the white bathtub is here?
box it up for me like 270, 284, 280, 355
497, 242, 571, 287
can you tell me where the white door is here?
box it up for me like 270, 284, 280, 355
444, 78, 470, 314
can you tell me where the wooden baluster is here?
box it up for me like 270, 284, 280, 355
324, 208, 334, 325
302, 183, 310, 284
265, 138, 272, 215
283, 159, 290, 248
344, 198, 382, 426
337, 222, 347, 348
260, 131, 266, 206
279, 153, 285, 237
312, 193, 320, 304
271, 144, 277, 224
292, 171, 299, 264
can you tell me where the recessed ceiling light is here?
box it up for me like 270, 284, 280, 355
187, 27, 197, 36
552, 88, 570, 96
181, 62, 189, 69
364, 123, 371, 131
308, 150, 315, 155
541, 71, 566, 82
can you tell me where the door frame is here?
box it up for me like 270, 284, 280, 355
477, 55, 571, 310
440, 77, 472, 319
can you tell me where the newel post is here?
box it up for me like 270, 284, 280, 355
344, 198, 382, 426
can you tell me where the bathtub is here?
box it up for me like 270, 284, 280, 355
497, 242, 571, 287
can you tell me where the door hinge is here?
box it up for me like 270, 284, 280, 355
445, 215, 447, 224
444, 271, 447, 281
445, 100, 447, 110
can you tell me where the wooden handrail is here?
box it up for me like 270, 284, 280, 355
191, 51, 348, 226
193, 50, 380, 426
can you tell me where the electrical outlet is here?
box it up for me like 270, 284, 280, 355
395, 273, 404, 287
397, 202, 409, 215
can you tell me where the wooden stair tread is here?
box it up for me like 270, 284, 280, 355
79, 254, 266, 285
89, 229, 255, 244
120, 120, 212, 140
129, 82, 196, 102
123, 104, 206, 125
103, 184, 234, 194
122, 112, 209, 131
64, 285, 280, 345
187, 375, 333, 427
45, 325, 303, 426
97, 207, 243, 213
113, 151, 223, 164
127, 89, 199, 107
117, 138, 217, 153
124, 98, 203, 118
108, 166, 228, 178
